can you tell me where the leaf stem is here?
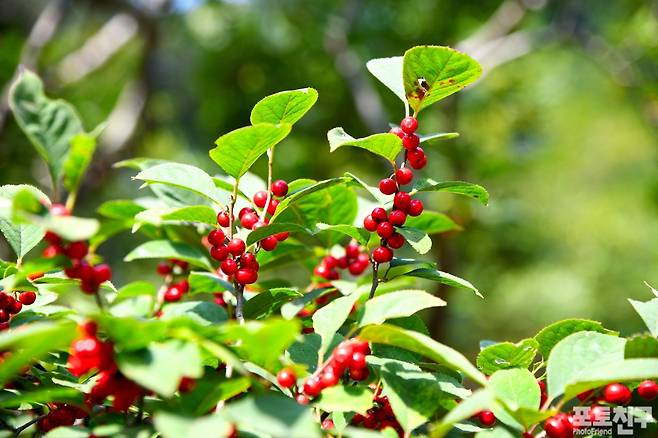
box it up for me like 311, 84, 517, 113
228, 177, 240, 239
260, 148, 274, 221
13, 414, 46, 437
234, 282, 245, 325
368, 261, 380, 300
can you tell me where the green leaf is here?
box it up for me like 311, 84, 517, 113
357, 290, 445, 327
0, 386, 82, 408
625, 334, 658, 359
488, 368, 540, 429
280, 287, 333, 320
405, 211, 460, 234
41, 215, 99, 241
250, 88, 318, 125
315, 385, 373, 415
432, 389, 495, 437
222, 394, 321, 438
402, 45, 482, 114
420, 132, 460, 143
314, 223, 371, 246
476, 339, 539, 376
134, 163, 228, 206
154, 412, 232, 438
161, 301, 228, 325
243, 287, 302, 320
124, 240, 212, 270
211, 123, 291, 178
9, 70, 84, 183
313, 291, 365, 360
271, 176, 353, 222
404, 268, 482, 297
0, 185, 47, 258
534, 319, 617, 359
359, 324, 486, 385
413, 179, 489, 205
117, 340, 203, 397
178, 375, 251, 416
345, 171, 392, 204
328, 128, 402, 163
62, 133, 97, 194
113, 281, 157, 303
245, 222, 312, 246
397, 227, 432, 254
370, 357, 446, 432
98, 199, 146, 219
629, 297, 658, 337
366, 56, 406, 104
188, 271, 234, 294
98, 315, 167, 351
546, 331, 626, 401
161, 206, 217, 225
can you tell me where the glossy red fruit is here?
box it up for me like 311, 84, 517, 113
402, 134, 420, 150
321, 369, 340, 387
303, 377, 322, 397
344, 243, 359, 259
333, 343, 354, 367
396, 167, 413, 185
217, 212, 231, 227
393, 192, 411, 210
240, 212, 259, 229
348, 261, 368, 275
93, 264, 112, 283
321, 418, 334, 430
261, 235, 278, 251
603, 383, 631, 405
164, 286, 183, 302
44, 231, 61, 245
379, 178, 397, 195
372, 246, 393, 263
407, 199, 424, 216
400, 116, 418, 134
177, 279, 189, 293
314, 264, 331, 279
228, 238, 246, 256
80, 278, 99, 294
172, 259, 189, 270
208, 229, 226, 246
66, 241, 89, 260
387, 233, 405, 249
544, 415, 572, 438
295, 393, 310, 405
389, 209, 406, 226
407, 146, 425, 162
576, 389, 593, 401
267, 199, 280, 215
178, 377, 196, 393
221, 259, 238, 275
349, 366, 368, 381
363, 215, 378, 232
9, 300, 22, 314
274, 232, 289, 242
240, 252, 257, 267
276, 368, 296, 388
19, 291, 37, 305
377, 221, 394, 238
410, 154, 427, 169
389, 127, 404, 139
0, 309, 8, 323
238, 207, 255, 219
210, 245, 229, 261
50, 203, 70, 216
322, 256, 336, 269
156, 262, 172, 276
478, 410, 496, 427
371, 207, 388, 222
253, 190, 268, 208
637, 380, 658, 400
350, 352, 366, 369
235, 268, 258, 284
272, 180, 289, 197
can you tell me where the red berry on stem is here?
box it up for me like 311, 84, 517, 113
371, 207, 388, 222
66, 241, 89, 260
333, 343, 354, 367
372, 246, 393, 263
276, 368, 296, 388
389, 209, 406, 226
402, 134, 420, 150
253, 190, 268, 208
407, 199, 424, 216
0, 309, 8, 323
208, 229, 225, 246
379, 178, 397, 195
240, 252, 258, 268
19, 291, 37, 305
164, 286, 183, 302
353, 339, 370, 355
9, 300, 22, 314
296, 393, 310, 405
350, 352, 366, 369
221, 259, 238, 275
348, 261, 368, 275
321, 419, 334, 430
478, 410, 496, 427
544, 415, 572, 438
396, 167, 413, 185
272, 180, 289, 197
275, 231, 289, 241
228, 238, 246, 256
320, 369, 340, 387
156, 262, 172, 276
44, 231, 61, 245
50, 204, 70, 216
303, 377, 322, 397
377, 221, 394, 239
389, 127, 404, 139
637, 380, 658, 400
267, 199, 280, 215
349, 367, 368, 381
387, 233, 405, 249
400, 116, 418, 134
261, 235, 278, 251
217, 212, 231, 227
393, 192, 411, 210
363, 215, 377, 232
235, 268, 258, 284
210, 245, 229, 261
93, 264, 112, 283
238, 207, 255, 219
240, 212, 259, 229
410, 154, 427, 170
345, 243, 360, 259
603, 383, 631, 405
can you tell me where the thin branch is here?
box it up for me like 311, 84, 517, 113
13, 414, 47, 437
368, 262, 380, 300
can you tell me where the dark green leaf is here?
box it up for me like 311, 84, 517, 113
0, 386, 82, 408
534, 319, 618, 359
161, 301, 228, 325
625, 334, 658, 359
413, 179, 489, 205
243, 287, 302, 320
188, 271, 234, 294
154, 412, 232, 438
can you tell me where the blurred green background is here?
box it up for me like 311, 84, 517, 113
1, 0, 658, 358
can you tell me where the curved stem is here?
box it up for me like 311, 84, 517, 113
368, 261, 380, 300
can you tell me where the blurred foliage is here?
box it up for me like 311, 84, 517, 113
1, 0, 658, 358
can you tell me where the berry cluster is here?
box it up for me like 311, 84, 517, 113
37, 403, 87, 433
0, 290, 36, 328
364, 117, 425, 264
155, 259, 190, 303
351, 390, 403, 436
313, 241, 370, 280
66, 322, 142, 412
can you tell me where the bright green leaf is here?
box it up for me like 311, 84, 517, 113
357, 290, 445, 327
413, 179, 489, 205
246, 222, 312, 246
476, 339, 539, 376
366, 57, 406, 104
62, 133, 97, 194
397, 227, 432, 254
313, 291, 365, 360
629, 297, 658, 337
534, 319, 618, 359
315, 385, 373, 415
404, 268, 482, 297
328, 128, 402, 163
405, 211, 460, 234
124, 240, 212, 270
314, 223, 370, 246
250, 88, 318, 125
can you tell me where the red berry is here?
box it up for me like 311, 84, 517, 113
50, 204, 70, 216
253, 190, 268, 208
407, 146, 425, 162
303, 377, 322, 397
345, 244, 360, 259
478, 410, 496, 427
42, 244, 63, 258
544, 415, 572, 438
172, 259, 189, 270
235, 268, 258, 284
217, 212, 231, 227
321, 419, 334, 430
178, 377, 196, 393
387, 233, 405, 249
228, 238, 246, 256
66, 241, 88, 260
637, 380, 658, 400
240, 212, 259, 229
164, 286, 183, 302
371, 207, 388, 222
271, 180, 289, 197
19, 291, 37, 305
603, 383, 631, 405
9, 300, 22, 314
376, 221, 394, 239
576, 389, 593, 401
349, 367, 368, 381
261, 235, 278, 251
295, 393, 310, 405
352, 339, 370, 355
44, 231, 61, 245
314, 264, 331, 279
350, 352, 366, 369
402, 134, 420, 150
208, 229, 226, 246
395, 167, 413, 185
372, 246, 393, 263
389, 127, 404, 139
221, 259, 238, 275
93, 264, 112, 283
320, 369, 340, 387
400, 116, 418, 134
210, 245, 229, 261
80, 278, 99, 294
177, 279, 189, 293
389, 210, 406, 226
0, 309, 8, 323
363, 215, 377, 232
348, 261, 368, 275
240, 252, 258, 268
393, 192, 411, 210
407, 199, 424, 216
276, 368, 296, 388
274, 231, 289, 241
156, 262, 172, 276
238, 207, 255, 219
379, 178, 397, 195
410, 154, 427, 169
333, 343, 354, 367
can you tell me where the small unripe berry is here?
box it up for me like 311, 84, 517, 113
371, 207, 388, 222
261, 235, 278, 251
271, 180, 289, 197
400, 116, 418, 134
156, 262, 172, 276
217, 212, 231, 227
376, 221, 394, 239
378, 178, 397, 195
363, 215, 377, 232
393, 192, 411, 210
396, 167, 413, 185
221, 259, 238, 275
638, 380, 658, 400
276, 368, 296, 388
402, 134, 420, 150
208, 229, 225, 246
603, 383, 631, 405
389, 127, 404, 139
19, 291, 37, 305
235, 268, 258, 284
210, 245, 229, 261
407, 199, 424, 216
228, 238, 246, 256
372, 246, 393, 263
389, 209, 406, 226
478, 410, 496, 427
253, 190, 268, 208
